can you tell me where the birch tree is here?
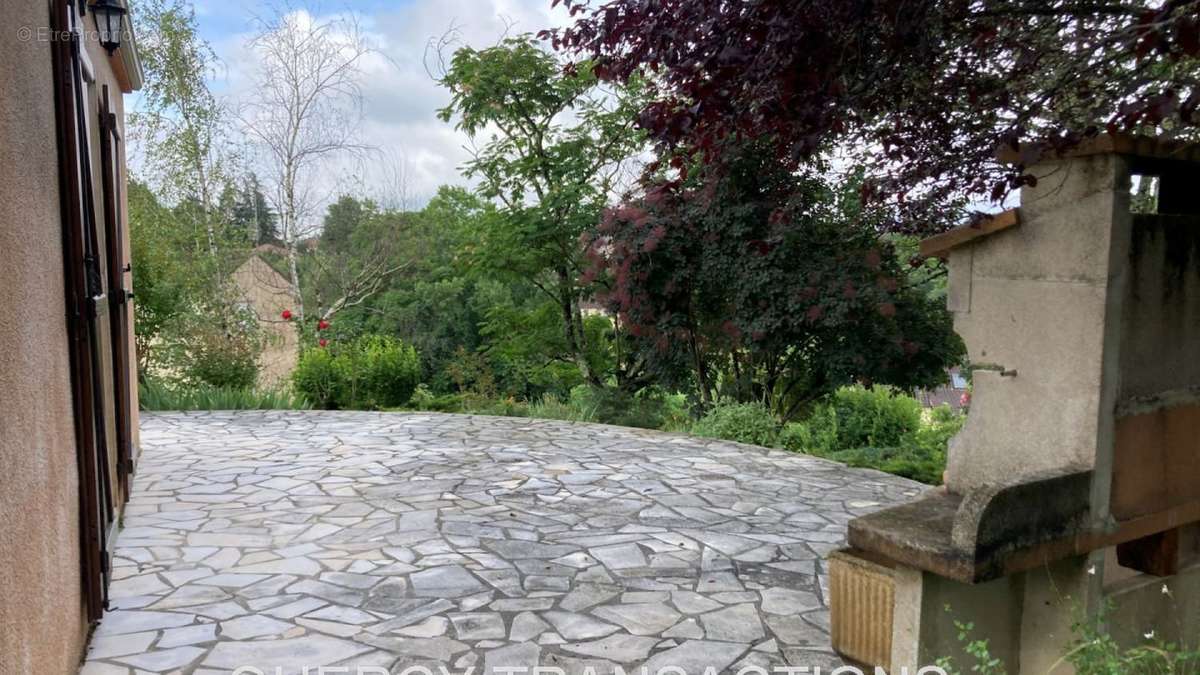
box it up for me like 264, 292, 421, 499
132, 0, 227, 259
240, 9, 371, 323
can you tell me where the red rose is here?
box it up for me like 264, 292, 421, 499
317, 320, 330, 331
318, 338, 329, 347
281, 309, 293, 320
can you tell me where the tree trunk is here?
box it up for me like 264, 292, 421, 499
557, 266, 598, 385
686, 305, 712, 406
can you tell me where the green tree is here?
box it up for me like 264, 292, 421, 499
226, 174, 279, 246
128, 180, 200, 373
320, 195, 369, 253
131, 0, 229, 260
437, 35, 645, 385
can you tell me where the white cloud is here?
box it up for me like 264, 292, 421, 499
202, 0, 571, 215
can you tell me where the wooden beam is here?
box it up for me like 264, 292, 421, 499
919, 209, 1020, 260
1117, 528, 1180, 577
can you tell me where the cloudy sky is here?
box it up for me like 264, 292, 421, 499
149, 0, 573, 210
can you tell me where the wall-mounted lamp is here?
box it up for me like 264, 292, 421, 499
91, 0, 128, 54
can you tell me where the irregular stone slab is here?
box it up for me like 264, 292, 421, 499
304, 604, 379, 626
589, 543, 648, 570
157, 623, 218, 649
700, 603, 765, 642
670, 590, 723, 614
396, 616, 449, 638
561, 634, 660, 661
559, 584, 621, 612
264, 597, 327, 620
202, 635, 372, 673
114, 646, 206, 671
450, 612, 506, 640
358, 635, 469, 661
765, 614, 827, 647
366, 599, 454, 634
87, 631, 158, 659
760, 586, 821, 615
410, 565, 485, 598
638, 639, 748, 674
663, 618, 705, 639
510, 611, 551, 642
220, 615, 294, 640
150, 585, 230, 609
483, 643, 542, 675
93, 610, 194, 636
543, 611, 622, 640
483, 539, 577, 559
592, 603, 682, 636
542, 653, 621, 675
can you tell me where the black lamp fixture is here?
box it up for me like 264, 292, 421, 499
91, 0, 128, 54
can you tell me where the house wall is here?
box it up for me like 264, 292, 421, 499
0, 0, 88, 671
231, 256, 301, 387
1, 2, 142, 672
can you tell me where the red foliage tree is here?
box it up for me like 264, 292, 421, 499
586, 144, 963, 418
548, 0, 1200, 231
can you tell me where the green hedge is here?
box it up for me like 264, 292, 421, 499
139, 377, 310, 411
780, 386, 963, 484
293, 335, 420, 410
692, 401, 780, 447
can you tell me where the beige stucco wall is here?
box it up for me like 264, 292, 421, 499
945, 154, 1131, 494
0, 0, 88, 671
231, 256, 301, 387
1, 2, 143, 672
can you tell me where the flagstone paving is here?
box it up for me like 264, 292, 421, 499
80, 411, 924, 675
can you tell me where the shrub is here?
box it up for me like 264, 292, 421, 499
356, 336, 420, 408
294, 335, 421, 410
528, 392, 591, 422
779, 405, 838, 454
692, 401, 780, 447
444, 346, 498, 398
820, 445, 947, 485
407, 384, 465, 412
139, 377, 309, 411
293, 347, 345, 409
827, 386, 922, 449
781, 388, 962, 485
569, 386, 675, 430
179, 319, 262, 389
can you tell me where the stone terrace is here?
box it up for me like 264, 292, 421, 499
80, 411, 923, 674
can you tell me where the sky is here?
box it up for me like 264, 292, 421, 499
141, 0, 573, 211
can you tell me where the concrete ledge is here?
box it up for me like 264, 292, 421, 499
996, 133, 1200, 167
848, 469, 1092, 583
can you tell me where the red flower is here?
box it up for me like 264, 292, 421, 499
317, 320, 330, 331
318, 338, 329, 347
281, 309, 293, 320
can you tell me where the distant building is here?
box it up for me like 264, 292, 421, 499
917, 367, 970, 411
230, 251, 300, 387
